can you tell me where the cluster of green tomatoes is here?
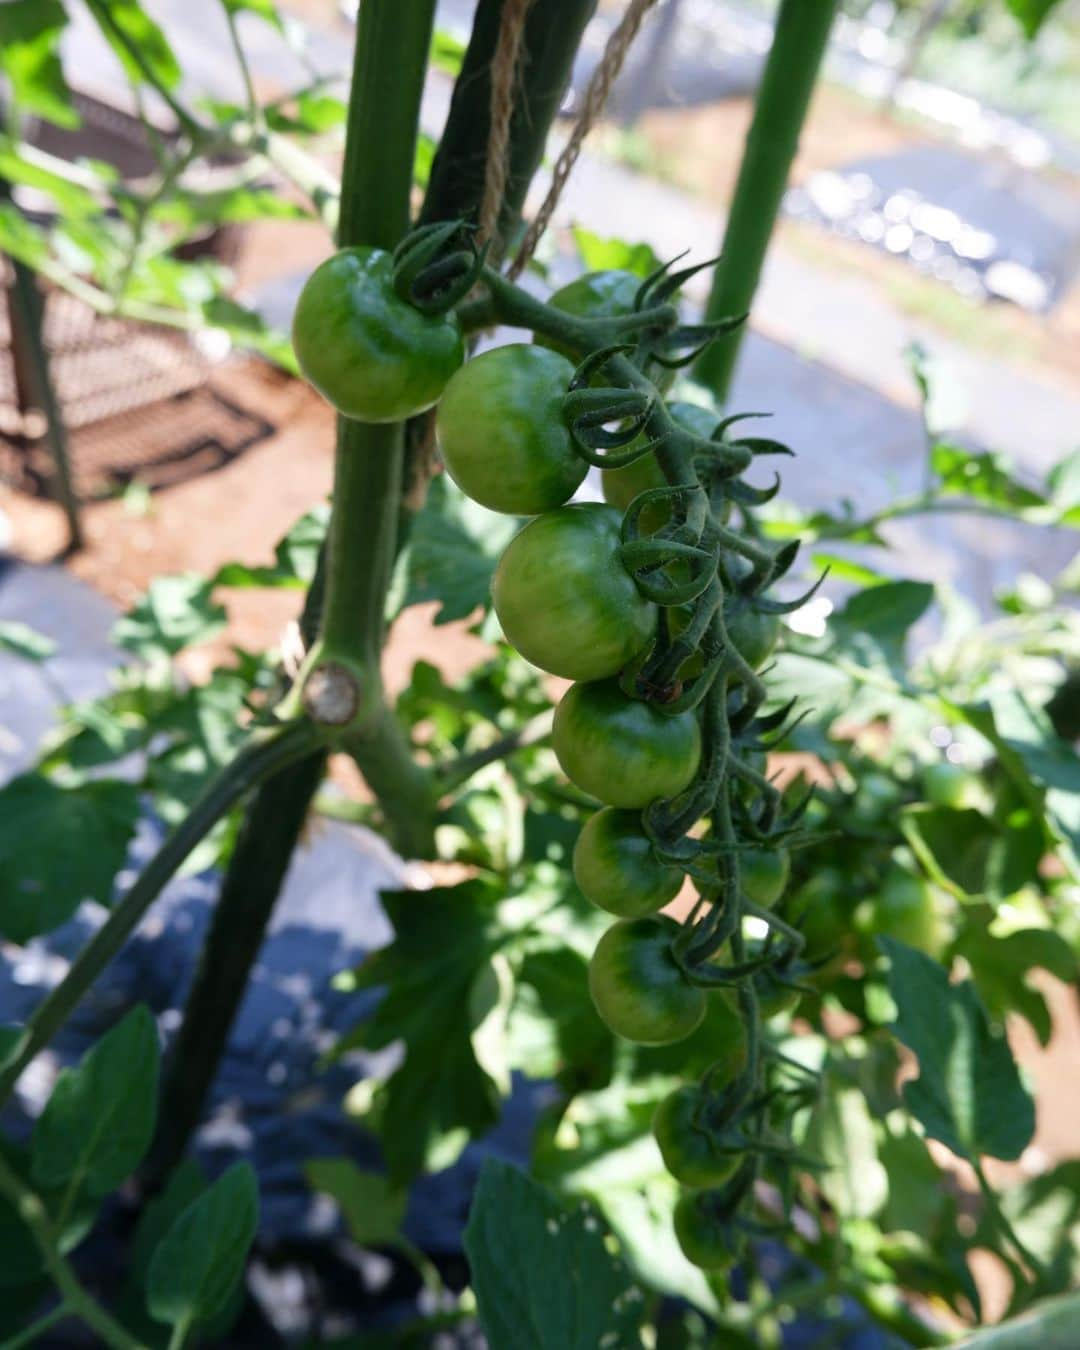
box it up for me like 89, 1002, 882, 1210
293, 232, 815, 1275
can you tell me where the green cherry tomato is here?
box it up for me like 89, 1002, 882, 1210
654, 1086, 744, 1189
435, 344, 586, 515
724, 600, 780, 673
553, 679, 702, 809
292, 246, 464, 423
492, 503, 656, 681
852, 771, 905, 823
788, 867, 850, 963
588, 915, 706, 1045
858, 866, 947, 958
921, 761, 985, 811
673, 1192, 737, 1271
573, 807, 684, 918
740, 846, 790, 909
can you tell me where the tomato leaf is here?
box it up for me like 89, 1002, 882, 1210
930, 443, 1045, 512
146, 1162, 258, 1329
507, 947, 614, 1087
805, 1083, 888, 1220
0, 775, 140, 941
879, 937, 1034, 1162
303, 1159, 406, 1247
0, 0, 76, 127
464, 1159, 646, 1350
219, 0, 283, 34
113, 574, 227, 660
571, 226, 661, 279
31, 1005, 160, 1197
335, 880, 506, 1183
959, 924, 1077, 1048
213, 505, 328, 589
830, 580, 934, 673
1003, 0, 1067, 37
389, 475, 518, 625
85, 0, 182, 93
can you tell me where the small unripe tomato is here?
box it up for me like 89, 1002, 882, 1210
588, 915, 706, 1045
292, 246, 464, 422
573, 808, 683, 918
857, 866, 949, 959
436, 344, 586, 515
654, 1086, 744, 1189
492, 504, 656, 682
740, 846, 790, 909
724, 600, 780, 673
553, 679, 702, 810
673, 1191, 738, 1271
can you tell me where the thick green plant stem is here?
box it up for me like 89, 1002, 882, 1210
0, 720, 321, 1109
146, 0, 438, 1177
318, 0, 436, 660
694, 0, 838, 402
145, 750, 328, 1180
7, 260, 83, 552
420, 0, 598, 249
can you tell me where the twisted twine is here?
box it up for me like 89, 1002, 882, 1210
508, 0, 661, 279
477, 0, 535, 256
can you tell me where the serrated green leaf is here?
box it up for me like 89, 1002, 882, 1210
130, 1158, 207, 1291
388, 475, 518, 625
338, 881, 504, 1182
1003, 0, 1067, 38
900, 805, 995, 896
0, 140, 104, 222
85, 0, 181, 93
113, 574, 226, 659
879, 937, 1034, 1162
809, 552, 888, 586
0, 620, 55, 662
430, 29, 467, 77
963, 689, 1080, 860
960, 925, 1077, 1047
220, 0, 283, 33
146, 1162, 258, 1329
304, 1159, 406, 1247
32, 1005, 159, 1196
0, 775, 140, 941
877, 1125, 946, 1237
507, 947, 614, 1088
464, 1160, 645, 1350
213, 505, 328, 589
0, 203, 51, 270
0, 0, 76, 127
831, 580, 934, 672
571, 226, 661, 279
156, 184, 307, 231
805, 1084, 888, 1219
201, 295, 297, 372
931, 443, 1044, 512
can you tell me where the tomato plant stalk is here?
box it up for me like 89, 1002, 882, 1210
694, 0, 838, 402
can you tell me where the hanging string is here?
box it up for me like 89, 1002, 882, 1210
477, 0, 535, 257
508, 0, 661, 279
